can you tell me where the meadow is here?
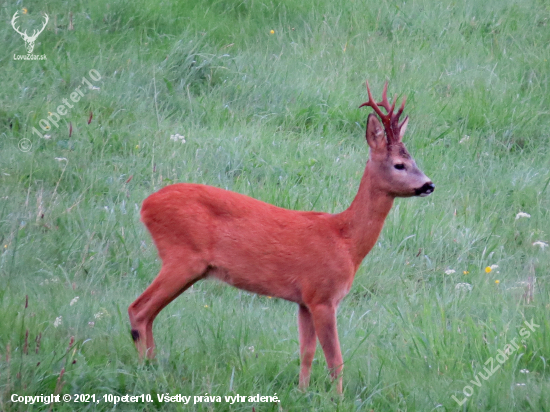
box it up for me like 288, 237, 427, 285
1, 0, 550, 410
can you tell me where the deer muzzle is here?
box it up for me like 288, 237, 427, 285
415, 182, 435, 197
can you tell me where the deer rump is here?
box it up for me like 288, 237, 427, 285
141, 183, 355, 305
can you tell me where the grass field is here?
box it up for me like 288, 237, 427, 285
1, 0, 550, 410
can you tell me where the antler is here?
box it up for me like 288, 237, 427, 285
28, 13, 49, 41
359, 81, 408, 143
11, 11, 49, 41
11, 11, 26, 37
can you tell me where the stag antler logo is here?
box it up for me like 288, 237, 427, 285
11, 10, 49, 54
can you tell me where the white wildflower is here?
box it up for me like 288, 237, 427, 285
94, 308, 108, 320
455, 283, 473, 292
515, 212, 531, 220
532, 241, 548, 249
445, 269, 456, 275
70, 296, 79, 306
54, 316, 62, 327
520, 369, 529, 374
43, 134, 51, 139
247, 346, 254, 353
88, 321, 95, 328
170, 133, 186, 143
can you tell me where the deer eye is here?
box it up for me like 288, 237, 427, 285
394, 163, 405, 170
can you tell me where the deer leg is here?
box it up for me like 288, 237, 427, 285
309, 304, 343, 394
128, 260, 206, 359
298, 304, 317, 390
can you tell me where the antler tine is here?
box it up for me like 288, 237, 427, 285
398, 115, 409, 130
390, 95, 397, 114
359, 81, 388, 123
376, 82, 392, 114
393, 96, 407, 133
395, 96, 407, 119
379, 82, 389, 112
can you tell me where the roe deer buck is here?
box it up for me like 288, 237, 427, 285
129, 81, 434, 393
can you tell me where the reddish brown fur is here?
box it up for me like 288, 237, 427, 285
128, 83, 433, 394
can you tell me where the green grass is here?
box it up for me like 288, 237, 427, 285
1, 0, 550, 410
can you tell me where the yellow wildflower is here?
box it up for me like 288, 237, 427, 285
270, 30, 275, 34
22, 8, 28, 14
463, 271, 469, 275
495, 280, 500, 284
485, 266, 492, 273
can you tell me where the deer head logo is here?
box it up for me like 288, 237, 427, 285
11, 11, 49, 54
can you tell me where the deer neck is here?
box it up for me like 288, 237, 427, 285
336, 160, 394, 266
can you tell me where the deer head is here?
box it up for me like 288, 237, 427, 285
360, 81, 434, 198
11, 11, 49, 54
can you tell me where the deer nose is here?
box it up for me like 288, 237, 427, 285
415, 182, 435, 197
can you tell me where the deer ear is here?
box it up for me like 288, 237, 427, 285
366, 113, 386, 151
